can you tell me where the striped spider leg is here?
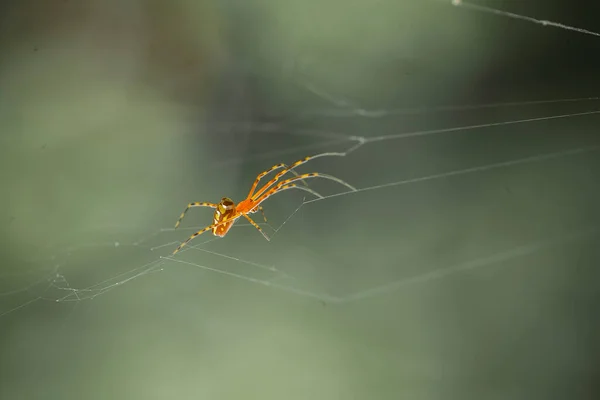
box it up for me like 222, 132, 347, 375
174, 202, 218, 229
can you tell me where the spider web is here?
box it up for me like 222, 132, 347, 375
1, 2, 600, 398
2, 115, 598, 313
1, 0, 600, 319
1, 123, 598, 312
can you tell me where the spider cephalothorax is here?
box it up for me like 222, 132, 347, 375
171, 153, 356, 255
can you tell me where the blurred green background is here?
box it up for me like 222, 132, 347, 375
1, 0, 599, 399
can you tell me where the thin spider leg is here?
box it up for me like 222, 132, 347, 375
249, 205, 268, 222
274, 183, 324, 199
172, 217, 238, 255
251, 152, 345, 200
242, 213, 271, 241
174, 202, 218, 229
172, 224, 215, 255
258, 206, 267, 223
247, 163, 311, 198
253, 173, 356, 207
247, 184, 321, 235
248, 184, 323, 218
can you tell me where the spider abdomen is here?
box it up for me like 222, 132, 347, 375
212, 197, 236, 236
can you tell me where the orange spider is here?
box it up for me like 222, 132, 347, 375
171, 153, 356, 255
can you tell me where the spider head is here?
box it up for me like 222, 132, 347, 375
218, 197, 235, 213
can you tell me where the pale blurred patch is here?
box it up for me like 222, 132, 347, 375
254, 0, 493, 103
0, 0, 225, 252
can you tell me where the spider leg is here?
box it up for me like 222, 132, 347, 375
251, 152, 345, 200
174, 202, 218, 229
272, 183, 323, 199
172, 223, 216, 255
253, 173, 356, 207
242, 213, 271, 241
247, 163, 311, 198
258, 206, 267, 223
244, 184, 321, 237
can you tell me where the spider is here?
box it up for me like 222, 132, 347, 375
171, 153, 356, 255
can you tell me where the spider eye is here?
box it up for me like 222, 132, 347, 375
221, 197, 234, 210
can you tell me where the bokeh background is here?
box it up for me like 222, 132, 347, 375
1, 0, 599, 399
